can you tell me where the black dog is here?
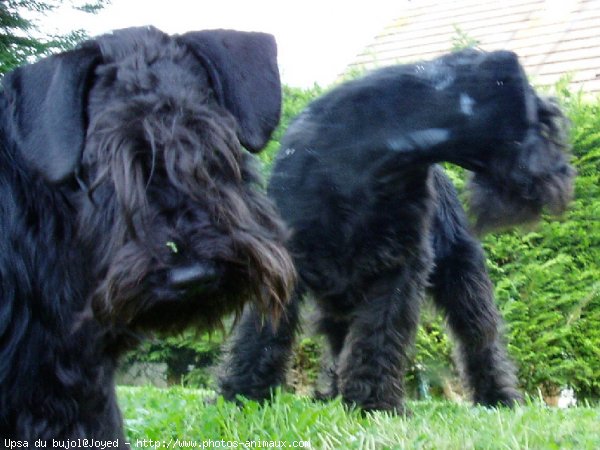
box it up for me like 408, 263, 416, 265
219, 49, 574, 412
0, 27, 295, 445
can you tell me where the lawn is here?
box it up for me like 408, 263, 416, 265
119, 386, 600, 450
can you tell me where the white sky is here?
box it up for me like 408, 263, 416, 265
40, 0, 409, 87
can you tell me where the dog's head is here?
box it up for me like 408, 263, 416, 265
2, 26, 295, 331
433, 50, 575, 233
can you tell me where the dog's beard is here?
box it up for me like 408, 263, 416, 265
466, 94, 574, 234
467, 133, 574, 234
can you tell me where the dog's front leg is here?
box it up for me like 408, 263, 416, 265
335, 255, 430, 414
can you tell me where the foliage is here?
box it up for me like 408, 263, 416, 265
119, 386, 600, 449
0, 0, 106, 73
288, 336, 325, 395
121, 330, 225, 387
408, 303, 455, 399
450, 25, 481, 52
257, 84, 324, 174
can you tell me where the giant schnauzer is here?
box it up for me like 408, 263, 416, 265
0, 27, 295, 445
219, 49, 574, 413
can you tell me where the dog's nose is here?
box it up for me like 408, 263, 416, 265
169, 263, 219, 290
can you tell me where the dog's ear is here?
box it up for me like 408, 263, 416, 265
2, 45, 100, 184
178, 30, 282, 152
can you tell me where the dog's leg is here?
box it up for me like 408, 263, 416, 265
429, 170, 522, 407
335, 266, 427, 413
219, 290, 302, 401
430, 236, 523, 407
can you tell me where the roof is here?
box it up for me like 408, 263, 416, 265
347, 0, 600, 94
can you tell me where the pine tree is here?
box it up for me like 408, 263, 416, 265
0, 0, 106, 73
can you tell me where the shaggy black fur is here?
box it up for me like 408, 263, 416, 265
0, 27, 295, 446
218, 49, 574, 413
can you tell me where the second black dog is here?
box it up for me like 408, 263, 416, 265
219, 49, 574, 412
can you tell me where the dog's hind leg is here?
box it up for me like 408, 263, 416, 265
429, 169, 522, 407
218, 290, 302, 402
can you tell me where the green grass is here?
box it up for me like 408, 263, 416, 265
119, 386, 600, 449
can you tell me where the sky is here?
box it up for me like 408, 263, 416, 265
40, 0, 409, 87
